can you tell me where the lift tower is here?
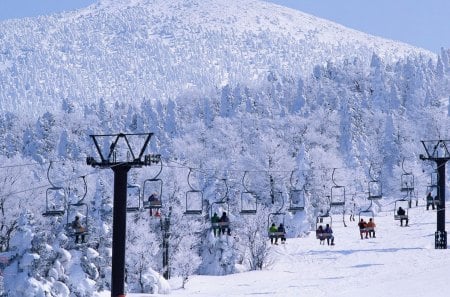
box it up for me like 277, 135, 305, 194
420, 139, 450, 249
87, 133, 160, 297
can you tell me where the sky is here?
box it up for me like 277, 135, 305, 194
0, 0, 448, 53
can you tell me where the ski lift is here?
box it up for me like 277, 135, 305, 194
430, 170, 438, 187
330, 168, 346, 206
425, 185, 439, 209
66, 176, 89, 243
427, 170, 440, 206
330, 169, 347, 227
240, 171, 258, 214
394, 198, 409, 221
126, 183, 141, 212
142, 160, 163, 211
184, 168, 204, 215
358, 200, 375, 222
210, 179, 230, 234
269, 173, 283, 205
316, 193, 332, 230
315, 210, 333, 241
267, 188, 286, 238
267, 212, 286, 239
368, 164, 382, 200
288, 171, 306, 212
400, 159, 414, 192
42, 161, 67, 217
315, 213, 332, 231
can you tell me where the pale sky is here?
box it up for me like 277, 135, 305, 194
0, 0, 448, 53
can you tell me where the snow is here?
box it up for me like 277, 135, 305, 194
95, 202, 449, 297
0, 0, 450, 296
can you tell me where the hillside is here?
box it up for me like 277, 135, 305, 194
148, 202, 450, 297
0, 0, 435, 116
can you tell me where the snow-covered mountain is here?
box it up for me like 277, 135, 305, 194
0, 0, 436, 116
1, 0, 450, 296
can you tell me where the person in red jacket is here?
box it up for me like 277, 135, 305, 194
366, 218, 376, 238
358, 219, 368, 239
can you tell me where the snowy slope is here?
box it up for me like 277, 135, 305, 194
110, 202, 450, 297
0, 0, 435, 115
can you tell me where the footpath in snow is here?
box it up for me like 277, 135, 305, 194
109, 203, 450, 297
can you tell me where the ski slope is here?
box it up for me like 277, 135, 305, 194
109, 202, 450, 297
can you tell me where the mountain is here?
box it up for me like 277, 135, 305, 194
0, 0, 436, 116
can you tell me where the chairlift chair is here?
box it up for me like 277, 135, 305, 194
240, 191, 258, 214
65, 176, 89, 241
42, 186, 67, 217
267, 212, 286, 238
330, 186, 346, 206
184, 168, 204, 215
400, 159, 414, 192
126, 183, 141, 212
430, 171, 438, 187
394, 198, 409, 221
358, 208, 374, 222
368, 180, 382, 200
288, 189, 306, 212
330, 169, 346, 206
426, 185, 440, 207
210, 200, 230, 232
240, 171, 258, 214
66, 202, 89, 241
42, 162, 67, 217
142, 178, 163, 210
142, 160, 163, 210
315, 213, 333, 241
400, 173, 415, 192
210, 179, 230, 229
315, 213, 332, 230
287, 171, 306, 212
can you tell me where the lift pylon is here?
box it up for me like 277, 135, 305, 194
87, 132, 161, 296
420, 139, 450, 249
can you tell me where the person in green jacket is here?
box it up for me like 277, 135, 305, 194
211, 212, 220, 237
269, 223, 278, 244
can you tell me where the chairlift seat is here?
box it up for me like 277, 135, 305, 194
126, 206, 140, 212
288, 206, 305, 212
42, 210, 65, 217
330, 201, 345, 206
184, 209, 202, 215
269, 231, 286, 238
212, 221, 230, 228
65, 223, 89, 237
394, 214, 408, 220
143, 200, 162, 208
240, 209, 257, 214
316, 232, 333, 240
